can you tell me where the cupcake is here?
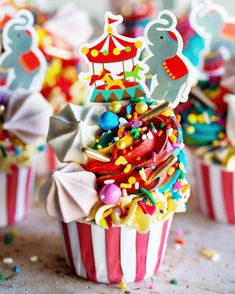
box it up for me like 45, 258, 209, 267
0, 3, 92, 178
0, 10, 52, 227
41, 11, 191, 284
177, 54, 235, 222
177, 0, 235, 224
179, 81, 235, 224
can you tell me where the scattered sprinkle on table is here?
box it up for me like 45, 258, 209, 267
30, 255, 38, 263
3, 257, 14, 264
175, 239, 185, 245
148, 283, 154, 290
13, 265, 20, 273
0, 274, 5, 281
170, 279, 178, 285
201, 248, 220, 262
3, 231, 17, 245
175, 228, 184, 237
119, 281, 127, 289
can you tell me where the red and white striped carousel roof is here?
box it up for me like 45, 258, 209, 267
81, 13, 143, 64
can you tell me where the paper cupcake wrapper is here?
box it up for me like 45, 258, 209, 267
36, 145, 58, 177
59, 216, 173, 284
194, 155, 235, 224
0, 165, 35, 228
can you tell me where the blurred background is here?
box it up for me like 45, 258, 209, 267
31, 0, 234, 16
11, 0, 233, 17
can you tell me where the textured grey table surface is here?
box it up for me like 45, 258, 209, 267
0, 190, 235, 294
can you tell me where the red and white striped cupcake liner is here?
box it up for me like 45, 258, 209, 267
0, 165, 35, 228
194, 155, 235, 224
59, 216, 173, 284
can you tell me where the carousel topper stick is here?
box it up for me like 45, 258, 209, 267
0, 10, 46, 91
79, 11, 148, 104
147, 155, 178, 183
191, 87, 216, 109
82, 147, 111, 163
139, 101, 171, 121
224, 94, 235, 143
190, 0, 235, 56
144, 10, 193, 108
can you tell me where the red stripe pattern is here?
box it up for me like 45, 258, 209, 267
105, 227, 122, 283
60, 218, 172, 284
221, 171, 235, 223
6, 165, 19, 226
0, 166, 35, 228
194, 156, 235, 224
77, 223, 97, 282
200, 164, 215, 219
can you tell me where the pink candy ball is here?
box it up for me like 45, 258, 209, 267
99, 184, 121, 205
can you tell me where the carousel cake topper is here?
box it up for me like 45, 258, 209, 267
0, 9, 46, 91
80, 12, 148, 103
190, 0, 235, 56
144, 10, 193, 108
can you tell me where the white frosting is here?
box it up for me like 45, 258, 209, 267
47, 103, 99, 164
3, 89, 52, 144
43, 3, 93, 49
224, 94, 235, 142
41, 162, 99, 223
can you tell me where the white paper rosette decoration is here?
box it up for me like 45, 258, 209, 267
3, 89, 52, 144
47, 104, 99, 164
41, 162, 99, 222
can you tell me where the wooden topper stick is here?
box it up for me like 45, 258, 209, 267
191, 87, 216, 109
82, 147, 111, 163
139, 101, 171, 121
147, 155, 178, 183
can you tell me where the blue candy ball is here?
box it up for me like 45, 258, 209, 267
98, 111, 119, 131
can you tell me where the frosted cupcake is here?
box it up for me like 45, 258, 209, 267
177, 0, 235, 224
41, 11, 192, 284
0, 10, 52, 227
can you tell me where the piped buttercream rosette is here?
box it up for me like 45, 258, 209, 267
41, 162, 99, 222
3, 89, 52, 144
47, 104, 99, 164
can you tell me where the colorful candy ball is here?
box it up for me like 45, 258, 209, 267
99, 111, 119, 131
135, 102, 148, 114
109, 101, 122, 113
99, 183, 121, 204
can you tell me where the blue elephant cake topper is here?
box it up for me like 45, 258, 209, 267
190, 0, 235, 57
0, 9, 46, 91
144, 10, 193, 108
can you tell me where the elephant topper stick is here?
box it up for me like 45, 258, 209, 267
144, 10, 194, 108
0, 9, 46, 91
190, 0, 235, 57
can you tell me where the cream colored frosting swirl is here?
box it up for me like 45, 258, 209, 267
86, 179, 190, 233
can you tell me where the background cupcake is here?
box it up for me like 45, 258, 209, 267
177, 0, 235, 224
0, 2, 93, 178
0, 10, 52, 227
